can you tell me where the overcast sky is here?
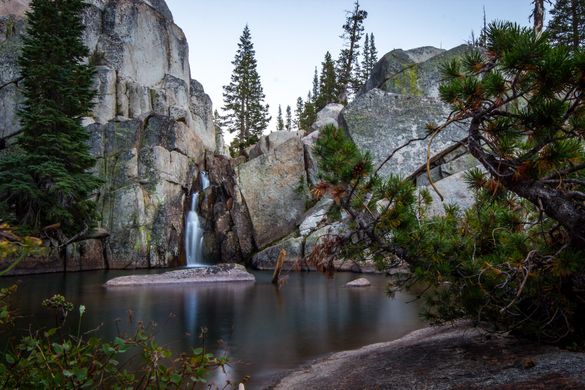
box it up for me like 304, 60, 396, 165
166, 1, 537, 132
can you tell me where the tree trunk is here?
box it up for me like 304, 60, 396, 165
533, 0, 545, 33
468, 118, 585, 248
571, 0, 580, 51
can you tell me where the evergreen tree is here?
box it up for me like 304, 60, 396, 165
315, 51, 338, 111
368, 33, 378, 70
294, 97, 304, 130
336, 0, 368, 102
547, 0, 585, 52
360, 33, 371, 83
299, 91, 317, 131
285, 105, 292, 131
222, 25, 270, 155
276, 105, 285, 131
311, 67, 320, 101
0, 0, 100, 236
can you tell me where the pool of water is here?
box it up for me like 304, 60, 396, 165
0, 269, 426, 388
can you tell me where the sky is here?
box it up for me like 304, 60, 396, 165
166, 1, 537, 133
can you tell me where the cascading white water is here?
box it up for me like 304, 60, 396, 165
185, 171, 210, 267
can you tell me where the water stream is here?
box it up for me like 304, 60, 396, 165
184, 171, 210, 267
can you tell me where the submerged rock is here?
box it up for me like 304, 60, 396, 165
346, 278, 371, 287
104, 263, 255, 287
274, 323, 585, 389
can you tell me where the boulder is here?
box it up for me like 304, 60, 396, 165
299, 197, 334, 237
246, 130, 303, 160
104, 263, 255, 287
237, 137, 310, 249
425, 167, 484, 217
341, 89, 467, 179
361, 45, 469, 98
311, 103, 344, 132
302, 130, 321, 186
346, 277, 371, 287
305, 221, 350, 258
251, 236, 305, 270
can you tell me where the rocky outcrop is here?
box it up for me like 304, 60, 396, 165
104, 263, 255, 287
274, 323, 585, 389
1, 0, 217, 270
237, 136, 310, 249
311, 103, 344, 132
341, 89, 467, 178
360, 45, 469, 98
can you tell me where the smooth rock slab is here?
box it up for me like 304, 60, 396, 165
346, 278, 371, 287
274, 323, 585, 389
104, 264, 255, 287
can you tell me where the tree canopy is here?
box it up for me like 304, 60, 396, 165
222, 25, 270, 156
0, 0, 101, 237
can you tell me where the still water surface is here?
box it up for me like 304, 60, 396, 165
1, 269, 425, 388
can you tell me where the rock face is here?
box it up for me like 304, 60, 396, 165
0, 0, 217, 270
425, 166, 485, 217
237, 136, 310, 249
104, 263, 255, 287
274, 323, 585, 389
361, 45, 469, 98
342, 89, 467, 178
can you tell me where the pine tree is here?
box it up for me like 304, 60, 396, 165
0, 0, 101, 236
285, 105, 292, 131
368, 33, 378, 70
222, 25, 270, 155
276, 105, 285, 131
547, 0, 585, 52
311, 67, 320, 102
336, 0, 368, 102
294, 97, 304, 130
315, 51, 338, 111
360, 33, 371, 83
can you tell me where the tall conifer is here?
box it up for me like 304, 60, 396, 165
276, 105, 285, 131
547, 0, 585, 51
316, 51, 338, 111
222, 25, 270, 155
285, 105, 292, 131
0, 0, 100, 236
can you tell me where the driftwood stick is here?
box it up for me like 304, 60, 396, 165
272, 249, 287, 285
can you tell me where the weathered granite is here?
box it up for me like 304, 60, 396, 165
251, 236, 305, 270
425, 166, 485, 217
274, 323, 585, 389
237, 137, 310, 249
104, 263, 255, 287
311, 103, 344, 132
341, 89, 467, 179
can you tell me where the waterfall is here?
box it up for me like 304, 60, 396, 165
185, 171, 209, 267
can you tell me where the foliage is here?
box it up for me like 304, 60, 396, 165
285, 105, 292, 131
315, 52, 339, 112
359, 33, 378, 86
276, 105, 285, 131
0, 0, 101, 237
547, 0, 585, 52
336, 0, 368, 102
0, 223, 46, 276
313, 57, 585, 343
222, 25, 270, 156
0, 292, 230, 389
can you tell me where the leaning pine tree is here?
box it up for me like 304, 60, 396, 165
0, 0, 100, 237
222, 25, 270, 156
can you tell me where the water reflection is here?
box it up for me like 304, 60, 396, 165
1, 270, 425, 388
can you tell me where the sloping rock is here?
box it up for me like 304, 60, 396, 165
311, 103, 344, 132
104, 263, 255, 287
274, 323, 585, 389
425, 166, 484, 217
246, 130, 303, 160
341, 89, 467, 178
237, 137, 310, 249
361, 45, 469, 98
251, 236, 305, 270
299, 197, 334, 237
302, 130, 321, 186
